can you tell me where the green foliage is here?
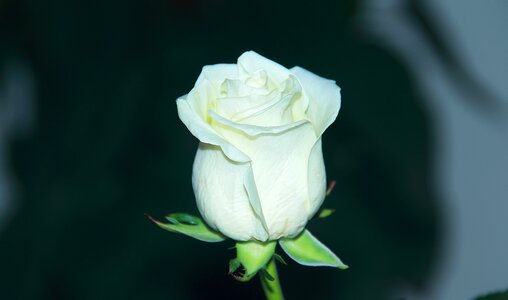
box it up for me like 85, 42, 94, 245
146, 213, 226, 243
229, 259, 241, 274
279, 230, 347, 269
234, 240, 276, 281
273, 253, 287, 265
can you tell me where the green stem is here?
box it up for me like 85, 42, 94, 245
260, 258, 284, 300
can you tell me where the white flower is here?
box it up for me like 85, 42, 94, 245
177, 51, 341, 241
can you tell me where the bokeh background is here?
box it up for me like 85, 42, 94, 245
1, 0, 507, 299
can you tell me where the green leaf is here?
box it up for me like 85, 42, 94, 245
279, 230, 348, 269
233, 240, 276, 281
146, 213, 226, 243
318, 208, 336, 218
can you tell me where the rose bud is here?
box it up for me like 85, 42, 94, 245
177, 51, 341, 241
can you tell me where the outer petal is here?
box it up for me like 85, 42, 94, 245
177, 94, 250, 163
290, 66, 341, 136
212, 120, 319, 240
192, 143, 268, 241
243, 165, 269, 234
307, 138, 327, 218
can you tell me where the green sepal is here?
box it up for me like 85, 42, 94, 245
233, 240, 276, 281
229, 259, 241, 274
146, 213, 226, 243
279, 230, 348, 269
318, 208, 336, 218
164, 213, 198, 225
273, 253, 287, 265
260, 268, 274, 281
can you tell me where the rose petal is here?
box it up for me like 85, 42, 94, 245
195, 64, 238, 88
216, 89, 280, 121
177, 95, 250, 163
209, 109, 308, 136
249, 123, 318, 239
192, 143, 269, 241
219, 78, 271, 97
234, 92, 295, 126
291, 66, 341, 136
217, 81, 304, 127
238, 51, 292, 87
243, 165, 269, 235
307, 138, 327, 218
213, 119, 318, 239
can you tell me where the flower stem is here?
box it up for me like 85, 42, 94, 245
260, 258, 284, 300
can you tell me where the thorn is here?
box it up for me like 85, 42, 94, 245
326, 180, 336, 196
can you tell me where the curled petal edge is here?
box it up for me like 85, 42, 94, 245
290, 66, 341, 137
177, 98, 250, 163
209, 109, 309, 137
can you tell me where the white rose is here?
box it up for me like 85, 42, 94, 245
177, 51, 341, 242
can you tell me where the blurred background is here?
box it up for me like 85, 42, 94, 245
0, 0, 507, 299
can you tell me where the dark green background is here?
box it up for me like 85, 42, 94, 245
0, 0, 446, 299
